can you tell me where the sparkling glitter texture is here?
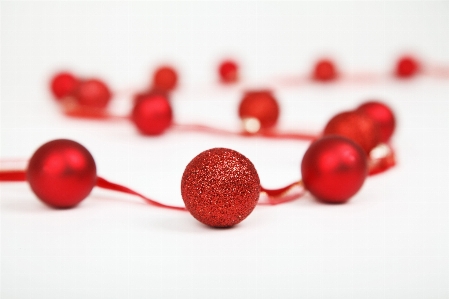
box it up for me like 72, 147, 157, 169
181, 148, 261, 228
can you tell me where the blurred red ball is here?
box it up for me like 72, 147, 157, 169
26, 139, 97, 208
153, 66, 178, 91
131, 93, 173, 135
357, 101, 396, 142
181, 148, 260, 228
219, 60, 238, 83
50, 72, 79, 100
238, 90, 280, 131
301, 136, 368, 203
133, 89, 169, 105
323, 111, 380, 154
395, 56, 419, 78
74, 79, 112, 109
313, 59, 337, 81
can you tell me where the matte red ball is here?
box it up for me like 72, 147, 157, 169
50, 72, 79, 100
323, 111, 380, 154
301, 136, 368, 203
395, 56, 419, 78
153, 66, 178, 91
219, 60, 238, 83
313, 59, 337, 81
238, 90, 280, 130
131, 93, 173, 135
74, 79, 112, 109
181, 148, 260, 228
26, 139, 97, 208
357, 101, 396, 142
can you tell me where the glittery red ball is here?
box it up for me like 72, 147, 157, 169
153, 66, 178, 91
395, 56, 419, 78
219, 60, 238, 83
238, 90, 280, 129
131, 93, 173, 135
74, 79, 112, 109
50, 72, 79, 100
181, 148, 261, 228
323, 111, 380, 154
26, 139, 97, 209
357, 101, 396, 142
313, 59, 337, 81
301, 136, 368, 203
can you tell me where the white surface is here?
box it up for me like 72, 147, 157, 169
1, 1, 449, 298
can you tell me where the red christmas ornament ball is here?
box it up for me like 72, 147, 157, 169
50, 72, 79, 100
238, 90, 280, 130
219, 60, 238, 83
395, 56, 419, 78
74, 79, 112, 109
131, 93, 173, 135
181, 148, 260, 228
26, 139, 97, 208
134, 89, 169, 105
153, 66, 178, 91
301, 136, 368, 203
323, 111, 380, 154
313, 59, 337, 81
357, 101, 396, 142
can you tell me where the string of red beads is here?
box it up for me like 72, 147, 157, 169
1, 56, 409, 227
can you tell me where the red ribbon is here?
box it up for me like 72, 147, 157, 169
0, 170, 303, 209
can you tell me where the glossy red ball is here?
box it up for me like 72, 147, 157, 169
323, 111, 380, 154
238, 90, 280, 130
134, 89, 169, 105
395, 56, 419, 78
153, 66, 178, 91
357, 101, 396, 142
181, 148, 260, 228
301, 136, 368, 203
26, 139, 97, 208
219, 60, 238, 83
50, 72, 79, 100
131, 93, 173, 135
74, 79, 112, 109
313, 59, 337, 81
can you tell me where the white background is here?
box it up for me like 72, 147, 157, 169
1, 1, 449, 298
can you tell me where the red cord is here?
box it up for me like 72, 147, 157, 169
0, 170, 303, 209
95, 176, 187, 211
0, 170, 27, 181
173, 123, 318, 141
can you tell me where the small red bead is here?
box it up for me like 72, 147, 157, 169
323, 111, 380, 154
301, 136, 368, 203
219, 60, 238, 83
50, 72, 79, 100
395, 56, 419, 78
313, 59, 337, 81
238, 90, 280, 130
153, 66, 178, 91
74, 79, 112, 109
131, 93, 173, 135
26, 139, 97, 208
181, 148, 260, 227
357, 101, 396, 142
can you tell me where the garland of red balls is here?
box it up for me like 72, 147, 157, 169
1, 55, 430, 228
